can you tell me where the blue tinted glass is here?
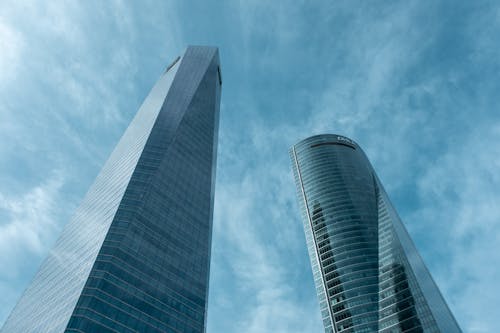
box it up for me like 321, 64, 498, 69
291, 134, 461, 333
2, 46, 221, 333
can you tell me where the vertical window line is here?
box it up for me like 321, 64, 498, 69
292, 146, 338, 332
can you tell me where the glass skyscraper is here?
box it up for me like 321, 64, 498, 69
290, 134, 462, 333
1, 46, 221, 333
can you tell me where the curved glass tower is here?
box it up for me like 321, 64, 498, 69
290, 134, 461, 333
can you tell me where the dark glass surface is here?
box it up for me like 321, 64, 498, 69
65, 46, 221, 333
291, 134, 462, 333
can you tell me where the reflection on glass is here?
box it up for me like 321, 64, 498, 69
291, 134, 462, 333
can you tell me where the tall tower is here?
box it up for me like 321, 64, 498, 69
1, 46, 222, 333
290, 134, 461, 333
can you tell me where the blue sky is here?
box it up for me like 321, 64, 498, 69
1, 1, 499, 332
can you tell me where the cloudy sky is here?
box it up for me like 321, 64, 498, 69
1, 1, 500, 332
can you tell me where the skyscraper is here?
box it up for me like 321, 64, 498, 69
1, 46, 221, 333
290, 134, 462, 333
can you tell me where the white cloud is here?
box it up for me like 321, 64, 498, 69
415, 124, 500, 332
0, 171, 65, 279
212, 168, 323, 332
0, 18, 24, 86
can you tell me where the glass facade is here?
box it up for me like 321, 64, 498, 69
290, 134, 462, 333
1, 46, 221, 333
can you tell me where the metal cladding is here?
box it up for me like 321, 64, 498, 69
2, 46, 221, 333
290, 134, 462, 333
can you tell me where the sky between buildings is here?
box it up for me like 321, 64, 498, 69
1, 1, 499, 332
